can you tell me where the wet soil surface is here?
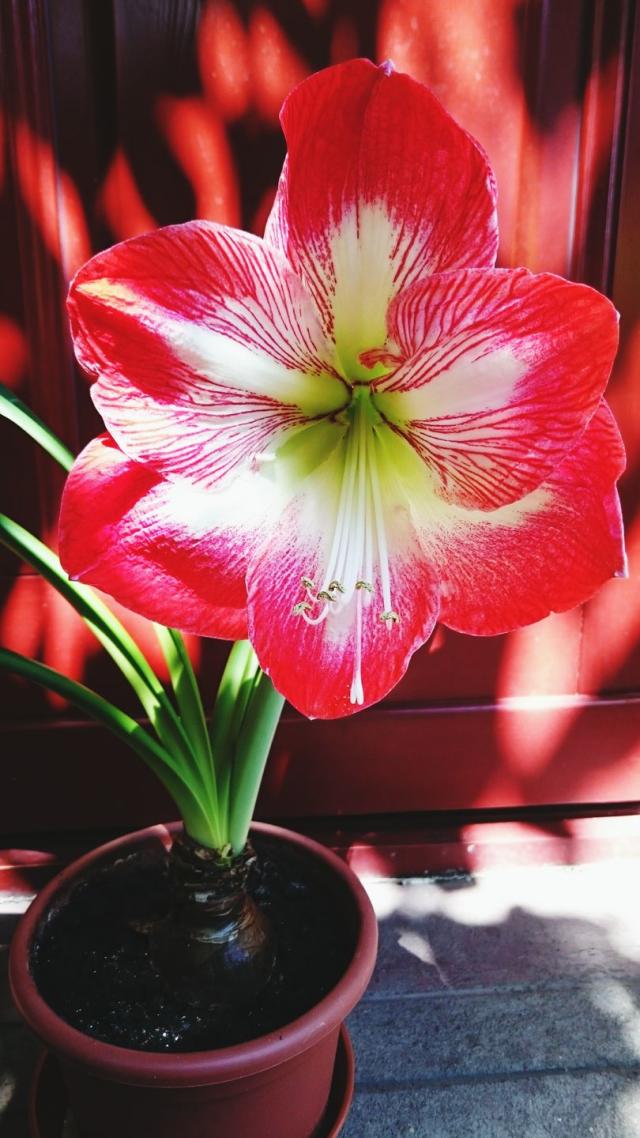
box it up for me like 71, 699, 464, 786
31, 836, 353, 1052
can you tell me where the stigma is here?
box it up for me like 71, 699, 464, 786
292, 392, 399, 705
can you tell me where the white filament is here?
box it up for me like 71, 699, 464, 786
298, 397, 397, 704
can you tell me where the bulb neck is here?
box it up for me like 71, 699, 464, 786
150, 830, 276, 1009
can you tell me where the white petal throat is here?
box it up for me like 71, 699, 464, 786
292, 396, 399, 705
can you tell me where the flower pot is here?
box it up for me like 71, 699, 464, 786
10, 822, 378, 1138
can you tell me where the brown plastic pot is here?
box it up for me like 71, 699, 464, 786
10, 822, 378, 1138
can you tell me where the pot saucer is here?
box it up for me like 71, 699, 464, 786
28, 1023, 354, 1138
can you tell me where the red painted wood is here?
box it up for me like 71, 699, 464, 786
259, 697, 640, 818
1, 2, 83, 493
1, 0, 639, 833
571, 0, 634, 292
1, 693, 639, 835
580, 4, 640, 695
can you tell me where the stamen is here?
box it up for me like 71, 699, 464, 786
350, 590, 364, 705
292, 393, 399, 706
380, 610, 400, 626
316, 420, 359, 599
368, 427, 393, 616
301, 604, 330, 625
363, 465, 373, 607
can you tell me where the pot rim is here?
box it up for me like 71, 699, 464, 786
9, 821, 378, 1088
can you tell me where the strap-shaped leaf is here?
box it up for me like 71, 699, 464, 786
228, 672, 285, 853
155, 625, 221, 846
0, 383, 74, 472
0, 647, 219, 846
0, 513, 196, 766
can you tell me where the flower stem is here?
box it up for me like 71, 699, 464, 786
207, 644, 285, 852
155, 626, 223, 847
227, 671, 285, 854
208, 641, 256, 829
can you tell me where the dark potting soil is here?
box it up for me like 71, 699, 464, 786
31, 836, 353, 1052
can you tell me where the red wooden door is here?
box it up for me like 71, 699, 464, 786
1, 0, 639, 837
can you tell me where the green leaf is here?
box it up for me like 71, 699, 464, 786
155, 625, 222, 846
0, 383, 74, 471
0, 647, 220, 844
0, 385, 224, 847
227, 671, 285, 854
0, 513, 196, 765
208, 640, 259, 835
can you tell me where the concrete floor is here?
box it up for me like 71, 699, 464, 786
2, 859, 640, 1137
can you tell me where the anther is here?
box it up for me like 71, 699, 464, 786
328, 580, 345, 594
293, 601, 311, 616
301, 576, 315, 590
317, 590, 336, 602
380, 610, 400, 625
355, 581, 373, 593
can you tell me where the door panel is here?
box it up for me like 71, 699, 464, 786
1, 0, 638, 833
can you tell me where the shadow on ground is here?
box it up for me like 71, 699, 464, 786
344, 872, 640, 1138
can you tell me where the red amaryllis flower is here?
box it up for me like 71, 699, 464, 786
59, 59, 626, 719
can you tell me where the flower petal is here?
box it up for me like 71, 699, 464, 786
246, 431, 440, 719
58, 435, 280, 638
410, 402, 626, 635
375, 269, 619, 510
68, 222, 348, 490
265, 59, 497, 376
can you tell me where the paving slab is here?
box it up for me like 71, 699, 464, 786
342, 1071, 640, 1138
341, 860, 640, 1136
0, 1025, 39, 1138
349, 982, 640, 1081
365, 861, 640, 996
